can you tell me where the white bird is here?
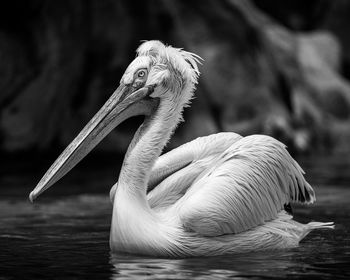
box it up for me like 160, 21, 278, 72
29, 40, 333, 257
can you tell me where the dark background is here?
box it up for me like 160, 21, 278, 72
1, 0, 350, 159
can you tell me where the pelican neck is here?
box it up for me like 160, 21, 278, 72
117, 96, 183, 198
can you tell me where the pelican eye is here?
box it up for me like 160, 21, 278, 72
132, 69, 148, 89
136, 69, 147, 78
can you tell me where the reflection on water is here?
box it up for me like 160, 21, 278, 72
0, 155, 350, 279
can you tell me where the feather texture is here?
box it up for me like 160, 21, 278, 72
171, 135, 315, 236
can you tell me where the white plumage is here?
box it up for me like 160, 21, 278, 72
30, 40, 333, 257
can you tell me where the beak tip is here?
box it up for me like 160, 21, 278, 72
29, 191, 36, 203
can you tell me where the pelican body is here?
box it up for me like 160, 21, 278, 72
30, 41, 333, 257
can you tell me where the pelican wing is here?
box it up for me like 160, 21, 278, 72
147, 132, 242, 209
175, 135, 315, 237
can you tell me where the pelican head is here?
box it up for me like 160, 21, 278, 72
29, 40, 201, 201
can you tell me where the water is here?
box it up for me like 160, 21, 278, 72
1, 154, 349, 279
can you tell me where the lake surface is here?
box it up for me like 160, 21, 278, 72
0, 153, 349, 279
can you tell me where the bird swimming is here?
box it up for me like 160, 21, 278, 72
29, 40, 333, 257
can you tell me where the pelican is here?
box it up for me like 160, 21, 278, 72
29, 40, 333, 257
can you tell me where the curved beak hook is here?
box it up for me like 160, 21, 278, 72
29, 84, 157, 202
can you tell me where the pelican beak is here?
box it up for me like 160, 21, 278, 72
29, 84, 158, 202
